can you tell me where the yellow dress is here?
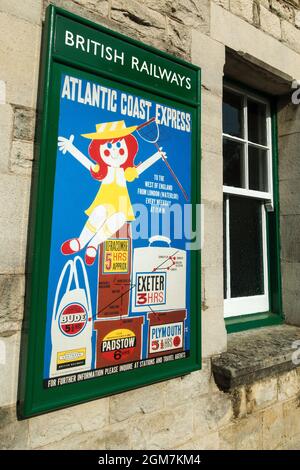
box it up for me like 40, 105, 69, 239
85, 167, 138, 221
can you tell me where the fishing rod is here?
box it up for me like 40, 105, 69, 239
136, 117, 189, 201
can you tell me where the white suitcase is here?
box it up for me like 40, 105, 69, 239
131, 236, 186, 313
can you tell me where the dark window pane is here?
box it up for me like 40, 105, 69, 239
249, 146, 268, 192
223, 197, 227, 299
223, 138, 244, 187
248, 99, 267, 145
223, 89, 244, 138
229, 196, 264, 297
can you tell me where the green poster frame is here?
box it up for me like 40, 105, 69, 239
18, 4, 201, 418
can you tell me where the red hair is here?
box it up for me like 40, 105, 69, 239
88, 134, 138, 181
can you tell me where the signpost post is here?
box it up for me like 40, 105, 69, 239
19, 4, 201, 418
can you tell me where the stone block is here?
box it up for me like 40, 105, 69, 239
131, 403, 193, 449
281, 215, 300, 263
213, 0, 230, 8
279, 178, 300, 216
166, 0, 210, 31
278, 370, 299, 401
28, 407, 82, 448
281, 20, 300, 54
0, 274, 25, 334
260, 6, 282, 39
111, 0, 166, 42
235, 414, 263, 449
230, 0, 254, 23
0, 104, 13, 173
202, 306, 227, 358
193, 391, 233, 435
202, 265, 224, 310
201, 91, 223, 155
281, 262, 300, 326
212, 324, 300, 391
262, 403, 285, 449
278, 134, 300, 180
36, 430, 106, 450
166, 18, 191, 60
270, 0, 295, 22
0, 0, 43, 25
71, 398, 109, 432
218, 424, 236, 449
43, 0, 109, 23
277, 97, 300, 137
136, 0, 210, 30
109, 382, 165, 423
211, 3, 300, 82
295, 10, 300, 28
0, 333, 21, 407
0, 405, 29, 450
104, 421, 132, 450
246, 377, 278, 412
283, 396, 300, 439
13, 107, 36, 141
191, 30, 225, 97
164, 361, 210, 408
0, 174, 31, 274
201, 199, 223, 268
176, 431, 219, 450
0, 80, 5, 104
0, 12, 41, 108
201, 151, 223, 204
10, 140, 34, 175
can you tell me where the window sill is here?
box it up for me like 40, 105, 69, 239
225, 311, 283, 333
212, 324, 300, 392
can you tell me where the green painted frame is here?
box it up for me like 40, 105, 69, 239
223, 81, 283, 334
18, 5, 201, 418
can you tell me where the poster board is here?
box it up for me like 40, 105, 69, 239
19, 5, 201, 417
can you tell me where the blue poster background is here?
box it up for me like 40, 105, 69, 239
44, 73, 192, 379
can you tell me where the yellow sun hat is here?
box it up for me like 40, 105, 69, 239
81, 120, 138, 140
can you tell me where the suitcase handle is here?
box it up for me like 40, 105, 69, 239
149, 235, 171, 246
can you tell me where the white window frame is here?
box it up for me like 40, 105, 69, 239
223, 84, 273, 318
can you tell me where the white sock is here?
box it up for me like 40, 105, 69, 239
86, 246, 97, 258
88, 212, 126, 249
69, 239, 80, 252
79, 206, 107, 249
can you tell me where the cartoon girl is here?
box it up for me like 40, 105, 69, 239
58, 120, 166, 266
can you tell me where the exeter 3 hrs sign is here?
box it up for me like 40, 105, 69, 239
19, 5, 201, 417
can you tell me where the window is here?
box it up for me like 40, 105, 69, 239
223, 85, 273, 318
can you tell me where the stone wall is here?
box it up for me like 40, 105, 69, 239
2, 357, 300, 449
277, 96, 300, 326
0, 0, 299, 450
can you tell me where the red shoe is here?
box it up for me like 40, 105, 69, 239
61, 238, 81, 255
85, 246, 98, 266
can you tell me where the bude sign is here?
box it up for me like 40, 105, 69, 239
19, 5, 201, 417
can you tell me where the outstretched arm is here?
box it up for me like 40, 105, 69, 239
58, 135, 94, 171
136, 147, 167, 176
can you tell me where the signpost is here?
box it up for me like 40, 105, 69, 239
19, 5, 201, 418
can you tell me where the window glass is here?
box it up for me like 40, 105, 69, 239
229, 196, 264, 298
223, 90, 244, 138
248, 146, 268, 192
223, 138, 244, 188
248, 99, 267, 145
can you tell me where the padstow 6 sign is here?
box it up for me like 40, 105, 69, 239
19, 5, 201, 417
